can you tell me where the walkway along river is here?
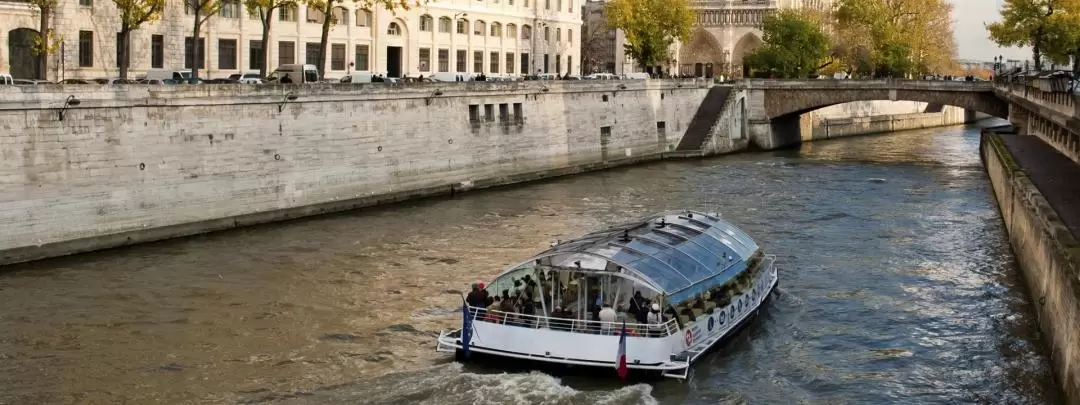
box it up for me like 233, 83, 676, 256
0, 121, 1061, 404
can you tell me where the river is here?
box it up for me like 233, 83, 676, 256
0, 121, 1061, 405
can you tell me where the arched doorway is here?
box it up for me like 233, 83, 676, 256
678, 28, 724, 78
731, 33, 763, 77
8, 28, 41, 79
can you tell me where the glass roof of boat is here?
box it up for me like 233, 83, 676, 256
531, 210, 759, 298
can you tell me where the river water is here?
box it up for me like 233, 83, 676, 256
0, 121, 1061, 405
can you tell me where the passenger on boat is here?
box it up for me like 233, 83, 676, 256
629, 291, 649, 324
598, 303, 616, 334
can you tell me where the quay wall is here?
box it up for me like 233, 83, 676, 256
0, 80, 711, 265
804, 102, 982, 141
981, 132, 1080, 404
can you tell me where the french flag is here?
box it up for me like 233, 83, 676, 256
615, 320, 628, 381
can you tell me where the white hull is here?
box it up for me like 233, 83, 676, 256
436, 260, 779, 379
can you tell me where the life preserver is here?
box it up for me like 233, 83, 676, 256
684, 329, 694, 346
718, 310, 726, 325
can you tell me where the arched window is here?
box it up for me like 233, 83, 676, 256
419, 14, 433, 32
306, 5, 325, 23
456, 18, 468, 34
387, 22, 402, 35
521, 24, 532, 40
473, 20, 486, 36
490, 22, 502, 37
439, 16, 452, 33
507, 23, 517, 38
355, 9, 371, 27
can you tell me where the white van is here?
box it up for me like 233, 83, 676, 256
340, 72, 374, 83
145, 69, 192, 81
0, 72, 13, 85
266, 64, 319, 84
624, 72, 651, 80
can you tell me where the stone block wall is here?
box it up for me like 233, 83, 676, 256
0, 80, 709, 265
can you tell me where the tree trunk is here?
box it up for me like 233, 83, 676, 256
118, 26, 130, 79
37, 8, 50, 80
191, 9, 203, 79
317, 0, 335, 80
260, 9, 274, 78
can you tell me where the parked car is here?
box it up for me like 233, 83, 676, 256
13, 78, 51, 85
58, 79, 91, 84
228, 72, 264, 84
91, 78, 136, 85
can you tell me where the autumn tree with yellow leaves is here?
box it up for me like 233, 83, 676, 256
184, 0, 224, 79
987, 0, 1080, 71
834, 0, 959, 77
115, 0, 165, 79
306, 0, 420, 80
604, 0, 696, 73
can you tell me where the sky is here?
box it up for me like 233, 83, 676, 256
949, 0, 1032, 62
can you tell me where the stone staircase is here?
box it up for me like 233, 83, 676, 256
676, 85, 734, 152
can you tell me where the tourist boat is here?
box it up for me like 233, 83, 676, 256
434, 210, 779, 379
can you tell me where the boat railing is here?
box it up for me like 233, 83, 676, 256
465, 305, 680, 337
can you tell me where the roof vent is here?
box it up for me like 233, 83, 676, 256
656, 218, 667, 228
687, 212, 694, 218
621, 230, 631, 242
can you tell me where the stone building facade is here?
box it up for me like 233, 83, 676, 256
0, 0, 581, 80
581, 0, 830, 77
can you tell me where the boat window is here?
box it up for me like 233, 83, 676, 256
674, 239, 724, 269
652, 249, 713, 285
618, 254, 687, 292
487, 263, 537, 297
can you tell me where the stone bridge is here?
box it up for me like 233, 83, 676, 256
712, 79, 1012, 150
748, 79, 1008, 119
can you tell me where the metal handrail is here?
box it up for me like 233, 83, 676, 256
466, 305, 679, 337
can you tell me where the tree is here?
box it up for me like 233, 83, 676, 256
581, 4, 615, 74
184, 0, 223, 79
986, 0, 1080, 70
743, 9, 831, 78
604, 0, 695, 72
244, 0, 296, 77
115, 0, 165, 79
26, 0, 61, 80
836, 0, 958, 77
309, 0, 419, 80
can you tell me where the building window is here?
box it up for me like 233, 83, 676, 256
249, 40, 264, 70
78, 31, 93, 67
305, 42, 320, 65
556, 28, 561, 42
568, 0, 572, 12
545, 0, 549, 9
439, 17, 452, 33
507, 24, 517, 38
474, 21, 485, 36
557, 0, 562, 12
279, 5, 297, 21
248, 6, 260, 19
522, 25, 531, 40
419, 48, 431, 72
490, 22, 501, 37
567, 55, 572, 75
331, 43, 345, 70
221, 0, 239, 18
489, 51, 499, 73
79, 0, 92, 6
568, 29, 572, 42
306, 6, 325, 23
543, 54, 549, 73
521, 53, 529, 74
438, 49, 449, 72
218, 38, 237, 69
355, 44, 369, 70
184, 36, 205, 69
505, 52, 514, 74
556, 53, 561, 74
456, 50, 467, 72
420, 15, 433, 31
278, 41, 295, 65
456, 19, 468, 34
355, 9, 371, 26
387, 22, 401, 35
473, 50, 483, 73
151, 34, 164, 68
332, 7, 347, 24
544, 27, 550, 41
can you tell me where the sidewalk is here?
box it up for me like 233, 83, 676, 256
996, 132, 1080, 238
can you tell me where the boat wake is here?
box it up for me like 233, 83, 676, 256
238, 363, 659, 405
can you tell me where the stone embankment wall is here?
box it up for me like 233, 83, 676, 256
0, 80, 710, 265
981, 132, 1080, 404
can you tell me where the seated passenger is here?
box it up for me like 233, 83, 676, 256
647, 304, 664, 336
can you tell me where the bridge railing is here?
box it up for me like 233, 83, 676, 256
994, 73, 1079, 119
742, 78, 994, 91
